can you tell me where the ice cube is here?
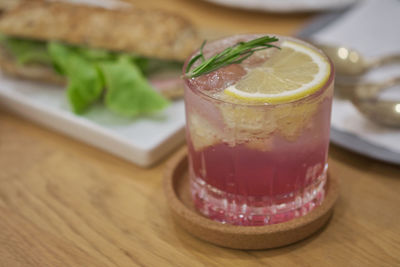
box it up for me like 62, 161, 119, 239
188, 64, 246, 93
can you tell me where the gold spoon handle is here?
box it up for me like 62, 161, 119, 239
352, 99, 400, 128
382, 75, 400, 87
368, 54, 400, 69
354, 76, 400, 99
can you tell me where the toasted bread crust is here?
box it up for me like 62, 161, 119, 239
0, 0, 22, 12
0, 1, 200, 61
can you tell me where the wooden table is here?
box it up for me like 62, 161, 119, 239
1, 1, 400, 266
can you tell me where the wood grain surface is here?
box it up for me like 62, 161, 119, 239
1, 0, 400, 266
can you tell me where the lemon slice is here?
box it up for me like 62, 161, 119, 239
224, 40, 331, 103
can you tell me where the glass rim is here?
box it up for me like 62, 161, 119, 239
183, 34, 335, 108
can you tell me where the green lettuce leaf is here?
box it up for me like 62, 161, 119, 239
0, 35, 170, 117
76, 46, 117, 61
100, 56, 169, 117
48, 42, 104, 114
0, 35, 52, 65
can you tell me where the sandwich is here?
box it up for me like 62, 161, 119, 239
0, 1, 200, 116
0, 0, 21, 12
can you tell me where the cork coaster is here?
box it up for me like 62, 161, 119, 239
164, 148, 339, 250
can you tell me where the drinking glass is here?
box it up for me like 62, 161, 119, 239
183, 35, 334, 226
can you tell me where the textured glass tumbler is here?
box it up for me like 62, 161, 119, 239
183, 35, 334, 226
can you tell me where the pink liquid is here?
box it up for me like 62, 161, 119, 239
187, 133, 329, 225
189, 140, 328, 198
184, 35, 334, 226
186, 96, 332, 225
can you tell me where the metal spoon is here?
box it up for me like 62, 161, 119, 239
352, 99, 400, 128
315, 43, 400, 76
351, 77, 400, 127
336, 76, 400, 99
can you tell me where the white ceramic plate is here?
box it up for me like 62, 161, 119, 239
202, 0, 358, 13
297, 0, 400, 165
0, 74, 186, 167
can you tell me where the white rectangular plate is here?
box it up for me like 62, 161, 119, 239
0, 73, 186, 167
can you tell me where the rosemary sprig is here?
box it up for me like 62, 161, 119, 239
185, 35, 279, 78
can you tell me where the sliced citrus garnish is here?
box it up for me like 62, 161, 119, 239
224, 40, 330, 103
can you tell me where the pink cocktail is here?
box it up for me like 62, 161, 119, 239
183, 35, 334, 226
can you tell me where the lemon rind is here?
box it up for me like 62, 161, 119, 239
224, 41, 331, 104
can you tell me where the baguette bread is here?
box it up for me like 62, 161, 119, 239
0, 0, 22, 12
0, 1, 200, 61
